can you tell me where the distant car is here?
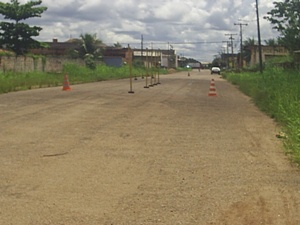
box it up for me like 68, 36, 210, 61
211, 67, 221, 75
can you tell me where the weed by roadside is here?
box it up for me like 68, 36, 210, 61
225, 66, 300, 165
0, 64, 169, 94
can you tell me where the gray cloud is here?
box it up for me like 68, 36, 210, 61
1, 0, 280, 62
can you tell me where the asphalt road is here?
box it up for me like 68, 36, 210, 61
0, 69, 300, 225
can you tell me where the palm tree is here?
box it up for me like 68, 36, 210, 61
244, 37, 256, 46
113, 42, 122, 48
264, 38, 279, 55
79, 33, 104, 69
79, 33, 103, 59
243, 38, 257, 66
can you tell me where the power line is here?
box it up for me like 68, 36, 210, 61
171, 41, 226, 45
234, 22, 248, 69
111, 40, 238, 46
225, 33, 238, 69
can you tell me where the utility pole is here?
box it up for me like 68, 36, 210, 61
234, 22, 248, 69
255, 0, 263, 73
225, 33, 237, 69
222, 41, 230, 68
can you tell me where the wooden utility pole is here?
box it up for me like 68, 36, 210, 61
127, 45, 134, 94
234, 23, 248, 69
222, 41, 230, 68
255, 0, 263, 73
225, 33, 237, 69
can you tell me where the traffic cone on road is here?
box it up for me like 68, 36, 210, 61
208, 79, 217, 96
62, 74, 71, 91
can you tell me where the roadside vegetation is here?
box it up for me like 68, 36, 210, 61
0, 63, 169, 93
225, 61, 300, 165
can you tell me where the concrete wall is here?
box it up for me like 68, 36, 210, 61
0, 56, 85, 73
250, 46, 289, 66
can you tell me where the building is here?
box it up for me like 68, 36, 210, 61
103, 47, 130, 67
102, 48, 176, 68
29, 39, 81, 56
132, 48, 177, 68
29, 39, 178, 68
246, 45, 289, 66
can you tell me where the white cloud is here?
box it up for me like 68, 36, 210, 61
0, 0, 281, 62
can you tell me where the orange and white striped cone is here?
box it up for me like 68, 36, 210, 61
62, 74, 71, 91
208, 79, 217, 96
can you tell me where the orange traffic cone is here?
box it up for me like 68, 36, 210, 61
62, 74, 71, 91
208, 79, 217, 96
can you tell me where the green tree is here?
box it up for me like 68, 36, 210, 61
211, 56, 222, 67
0, 0, 47, 55
264, 0, 300, 54
79, 33, 103, 58
78, 33, 104, 69
113, 42, 122, 48
243, 37, 257, 65
264, 38, 278, 46
243, 37, 256, 47
265, 38, 280, 55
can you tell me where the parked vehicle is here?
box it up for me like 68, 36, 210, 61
211, 67, 221, 74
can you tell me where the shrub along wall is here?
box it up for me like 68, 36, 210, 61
0, 56, 86, 73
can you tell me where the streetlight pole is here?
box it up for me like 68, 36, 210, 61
255, 0, 263, 73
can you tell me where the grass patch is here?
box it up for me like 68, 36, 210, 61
226, 65, 300, 165
0, 63, 169, 94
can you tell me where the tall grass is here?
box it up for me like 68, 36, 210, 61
0, 71, 62, 93
226, 65, 300, 164
0, 63, 168, 94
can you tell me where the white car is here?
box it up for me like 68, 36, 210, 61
211, 67, 221, 74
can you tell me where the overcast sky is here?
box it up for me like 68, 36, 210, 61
2, 0, 281, 62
